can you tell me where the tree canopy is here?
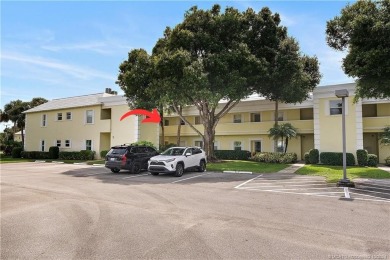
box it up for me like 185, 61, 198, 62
118, 4, 320, 160
326, 0, 390, 99
1, 97, 48, 147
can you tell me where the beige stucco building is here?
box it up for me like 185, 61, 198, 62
24, 83, 390, 162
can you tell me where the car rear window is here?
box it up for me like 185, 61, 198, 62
107, 147, 127, 155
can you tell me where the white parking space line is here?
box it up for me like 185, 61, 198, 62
247, 181, 326, 187
234, 175, 263, 189
344, 187, 350, 198
171, 173, 213, 184
241, 183, 329, 189
122, 173, 150, 179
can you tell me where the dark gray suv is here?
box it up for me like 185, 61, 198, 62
105, 145, 159, 173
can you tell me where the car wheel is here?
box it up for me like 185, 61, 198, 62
198, 160, 206, 172
111, 168, 120, 173
174, 163, 184, 177
132, 164, 141, 174
151, 172, 159, 176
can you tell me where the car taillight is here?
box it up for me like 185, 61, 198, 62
121, 155, 126, 165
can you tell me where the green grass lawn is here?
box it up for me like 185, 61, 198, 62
0, 157, 35, 163
207, 160, 289, 173
296, 165, 390, 183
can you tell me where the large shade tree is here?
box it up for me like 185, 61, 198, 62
118, 5, 320, 160
326, 0, 390, 99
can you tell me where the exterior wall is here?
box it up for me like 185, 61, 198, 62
25, 105, 111, 156
109, 104, 139, 146
140, 123, 160, 149
317, 96, 358, 155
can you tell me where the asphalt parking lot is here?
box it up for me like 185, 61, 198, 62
1, 162, 389, 259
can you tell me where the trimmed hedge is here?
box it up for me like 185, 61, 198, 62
356, 149, 368, 166
304, 152, 310, 164
49, 146, 60, 159
132, 140, 157, 150
367, 154, 378, 167
100, 150, 109, 158
11, 147, 23, 158
214, 150, 251, 160
320, 152, 355, 166
21, 151, 51, 159
309, 149, 319, 164
59, 150, 95, 160
252, 152, 298, 164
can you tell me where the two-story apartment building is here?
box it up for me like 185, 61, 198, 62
24, 91, 159, 157
24, 83, 390, 162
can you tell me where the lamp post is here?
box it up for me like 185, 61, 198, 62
335, 89, 354, 187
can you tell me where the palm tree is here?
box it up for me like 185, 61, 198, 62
380, 126, 390, 146
268, 123, 298, 153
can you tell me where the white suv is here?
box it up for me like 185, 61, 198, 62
148, 147, 207, 177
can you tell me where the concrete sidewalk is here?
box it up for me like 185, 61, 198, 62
277, 163, 305, 174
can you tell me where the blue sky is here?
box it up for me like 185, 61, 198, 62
1, 1, 353, 131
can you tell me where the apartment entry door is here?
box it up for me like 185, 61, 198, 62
300, 134, 314, 160
251, 140, 262, 154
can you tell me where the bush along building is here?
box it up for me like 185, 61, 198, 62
23, 83, 390, 163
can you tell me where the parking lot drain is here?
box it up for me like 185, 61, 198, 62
223, 171, 252, 174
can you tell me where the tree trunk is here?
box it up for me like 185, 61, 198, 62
203, 120, 217, 161
159, 107, 165, 149
176, 107, 182, 146
284, 137, 288, 154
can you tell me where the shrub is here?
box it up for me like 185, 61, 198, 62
21, 151, 51, 159
11, 147, 23, 158
100, 150, 109, 158
49, 146, 60, 159
304, 152, 310, 164
308, 149, 319, 164
320, 152, 355, 166
59, 150, 95, 160
215, 150, 251, 160
367, 154, 378, 167
251, 152, 298, 164
159, 143, 176, 152
132, 140, 157, 150
356, 149, 368, 166
385, 156, 390, 166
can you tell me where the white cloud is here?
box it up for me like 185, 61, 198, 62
1, 51, 115, 81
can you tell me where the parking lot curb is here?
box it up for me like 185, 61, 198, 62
223, 170, 253, 174
51, 161, 64, 164
92, 164, 104, 167
34, 160, 46, 163
73, 162, 87, 165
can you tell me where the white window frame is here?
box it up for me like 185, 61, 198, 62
65, 139, 71, 148
233, 141, 242, 151
85, 110, 94, 124
40, 140, 45, 152
41, 114, 47, 127
56, 140, 61, 147
66, 112, 72, 120
213, 141, 219, 151
233, 114, 242, 123
57, 112, 63, 121
194, 140, 203, 149
328, 99, 350, 116
85, 139, 93, 151
277, 140, 284, 153
272, 111, 285, 121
